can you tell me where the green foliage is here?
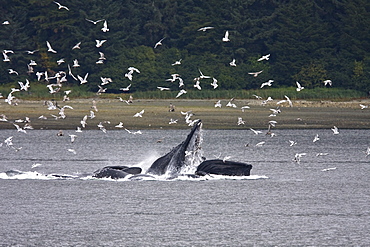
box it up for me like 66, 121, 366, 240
293, 63, 328, 89
0, 82, 95, 100
132, 88, 366, 100
0, 0, 370, 98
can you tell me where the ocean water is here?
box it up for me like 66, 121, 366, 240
0, 128, 369, 246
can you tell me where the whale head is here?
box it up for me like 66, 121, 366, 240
146, 120, 203, 177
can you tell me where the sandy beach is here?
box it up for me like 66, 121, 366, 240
0, 98, 369, 130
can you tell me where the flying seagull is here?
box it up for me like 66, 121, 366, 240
77, 73, 89, 84
133, 109, 145, 118
194, 80, 202, 90
250, 128, 263, 135
175, 89, 187, 98
157, 86, 170, 91
125, 67, 140, 81
364, 147, 370, 157
289, 140, 297, 146
226, 98, 237, 108
296, 81, 304, 92
166, 73, 181, 82
154, 37, 165, 48
331, 126, 339, 135
13, 123, 27, 134
214, 100, 222, 108
18, 80, 30, 91
72, 59, 80, 67
229, 59, 236, 67
313, 134, 320, 143
293, 153, 306, 164
222, 30, 230, 42
197, 26, 214, 32
85, 18, 105, 25
169, 119, 178, 125
80, 115, 88, 128
46, 41, 57, 53
101, 20, 109, 32
89, 110, 95, 119
124, 128, 142, 135
323, 80, 332, 86
53, 1, 69, 11
257, 54, 270, 61
69, 134, 77, 143
72, 42, 81, 50
96, 85, 107, 95
198, 69, 211, 79
255, 141, 265, 147
97, 122, 107, 133
57, 58, 65, 65
95, 39, 107, 48
248, 70, 263, 77
284, 95, 293, 107
359, 104, 369, 110
260, 79, 274, 88
120, 84, 131, 92
8, 69, 18, 75
115, 122, 124, 128
100, 77, 112, 86
29, 60, 37, 66
2, 52, 10, 62
171, 59, 182, 66
210, 77, 218, 89
98, 52, 106, 60
241, 105, 250, 112
252, 94, 263, 100
118, 97, 131, 104
26, 50, 39, 54
237, 117, 245, 125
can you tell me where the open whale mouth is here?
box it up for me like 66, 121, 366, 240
180, 121, 204, 174
146, 119, 204, 177
165, 120, 204, 176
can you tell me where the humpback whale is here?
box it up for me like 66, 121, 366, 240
2, 121, 252, 180
93, 166, 142, 179
196, 159, 252, 176
146, 120, 204, 176
92, 119, 252, 179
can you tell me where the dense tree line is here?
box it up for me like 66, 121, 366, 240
0, 0, 369, 95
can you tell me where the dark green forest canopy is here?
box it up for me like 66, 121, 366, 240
0, 0, 369, 94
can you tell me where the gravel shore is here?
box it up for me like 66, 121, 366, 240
1, 98, 369, 130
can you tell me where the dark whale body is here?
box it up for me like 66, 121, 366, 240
146, 120, 203, 176
196, 159, 252, 176
93, 166, 142, 179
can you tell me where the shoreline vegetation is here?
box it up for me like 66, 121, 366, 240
1, 96, 369, 130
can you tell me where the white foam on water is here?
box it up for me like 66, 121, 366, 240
175, 174, 269, 181
134, 151, 161, 173
0, 170, 268, 181
0, 170, 54, 180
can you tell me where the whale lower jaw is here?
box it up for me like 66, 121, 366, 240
146, 120, 203, 176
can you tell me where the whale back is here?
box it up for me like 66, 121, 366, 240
93, 166, 142, 179
146, 120, 203, 176
196, 159, 252, 176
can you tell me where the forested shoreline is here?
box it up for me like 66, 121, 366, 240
1, 0, 369, 96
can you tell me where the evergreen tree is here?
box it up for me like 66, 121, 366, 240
0, 0, 369, 93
